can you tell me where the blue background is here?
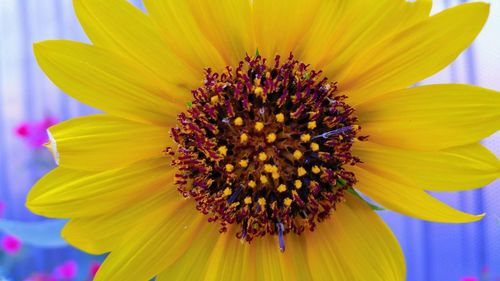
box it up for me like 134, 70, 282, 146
0, 0, 499, 280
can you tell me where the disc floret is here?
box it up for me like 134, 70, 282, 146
171, 54, 364, 248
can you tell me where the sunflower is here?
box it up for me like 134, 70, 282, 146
26, 0, 500, 280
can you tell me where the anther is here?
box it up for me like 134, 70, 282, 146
239, 159, 249, 168
297, 167, 307, 177
294, 180, 303, 189
258, 152, 268, 161
300, 134, 311, 142
311, 166, 321, 174
266, 133, 277, 143
277, 184, 287, 193
244, 197, 252, 204
284, 197, 293, 207
240, 133, 249, 143
248, 180, 257, 188
234, 117, 244, 126
258, 198, 266, 206
307, 121, 317, 130
260, 175, 269, 184
223, 187, 232, 197
310, 143, 319, 152
271, 172, 280, 180
275, 113, 285, 123
210, 95, 219, 103
225, 164, 235, 172
293, 150, 303, 160
255, 122, 264, 132
218, 146, 228, 156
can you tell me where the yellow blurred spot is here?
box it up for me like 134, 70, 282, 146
234, 117, 243, 126
258, 152, 268, 161
210, 95, 219, 103
244, 197, 252, 204
307, 121, 317, 129
266, 133, 277, 143
294, 180, 302, 189
300, 134, 311, 142
293, 150, 303, 160
275, 113, 285, 123
310, 142, 319, 152
255, 122, 264, 132
218, 146, 228, 156
312, 165, 321, 174
297, 167, 307, 177
271, 165, 279, 173
272, 172, 280, 180
258, 197, 266, 206
240, 133, 249, 143
260, 175, 268, 184
239, 159, 249, 168
264, 164, 274, 173
254, 87, 264, 95
225, 164, 234, 172
248, 180, 256, 188
277, 184, 287, 193
284, 197, 293, 207
223, 187, 232, 196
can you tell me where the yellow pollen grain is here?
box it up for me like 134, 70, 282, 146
271, 165, 279, 173
275, 113, 285, 123
260, 175, 268, 184
258, 197, 266, 206
297, 167, 307, 177
277, 184, 287, 193
240, 133, 249, 143
293, 150, 303, 160
294, 180, 302, 189
244, 197, 252, 205
234, 117, 243, 126
284, 197, 293, 207
312, 165, 321, 174
308, 121, 317, 130
218, 146, 228, 156
210, 95, 219, 103
300, 134, 311, 142
254, 86, 264, 95
266, 133, 277, 143
225, 164, 234, 172
264, 164, 274, 173
223, 187, 232, 196
248, 180, 256, 188
255, 122, 264, 132
310, 142, 320, 152
239, 159, 248, 168
272, 172, 280, 180
258, 152, 268, 161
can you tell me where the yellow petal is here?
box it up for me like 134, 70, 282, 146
156, 221, 220, 281
26, 158, 174, 218
73, 0, 198, 92
306, 193, 405, 281
48, 114, 173, 171
204, 226, 254, 281
34, 40, 181, 126
143, 0, 226, 72
303, 0, 432, 75
342, 2, 489, 105
183, 0, 255, 66
357, 84, 500, 150
351, 164, 484, 223
252, 0, 322, 59
62, 188, 180, 255
354, 141, 500, 191
94, 202, 205, 281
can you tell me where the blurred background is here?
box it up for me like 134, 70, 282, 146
0, 0, 498, 280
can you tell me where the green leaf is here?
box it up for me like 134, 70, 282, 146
255, 48, 260, 57
186, 101, 192, 108
347, 188, 385, 211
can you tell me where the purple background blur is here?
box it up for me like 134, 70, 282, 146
0, 0, 499, 280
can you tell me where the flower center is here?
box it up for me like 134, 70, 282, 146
170, 54, 364, 251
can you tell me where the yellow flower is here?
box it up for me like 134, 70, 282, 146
26, 0, 500, 280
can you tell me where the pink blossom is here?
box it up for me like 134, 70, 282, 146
14, 116, 58, 148
460, 277, 479, 281
89, 261, 101, 278
1, 234, 22, 254
53, 260, 78, 280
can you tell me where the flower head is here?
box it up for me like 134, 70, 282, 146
1, 235, 22, 255
27, 0, 499, 280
